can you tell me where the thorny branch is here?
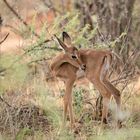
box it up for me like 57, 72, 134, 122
0, 39, 60, 75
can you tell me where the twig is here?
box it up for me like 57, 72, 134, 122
41, 0, 61, 15
28, 57, 52, 65
0, 15, 3, 26
84, 101, 95, 111
4, 24, 24, 36
0, 96, 12, 107
83, 97, 96, 103
3, 0, 27, 26
0, 38, 60, 74
0, 33, 9, 45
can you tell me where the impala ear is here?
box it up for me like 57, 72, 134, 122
53, 34, 69, 52
62, 32, 72, 46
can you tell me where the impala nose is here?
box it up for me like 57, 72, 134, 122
81, 64, 86, 71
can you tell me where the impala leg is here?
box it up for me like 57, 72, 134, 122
103, 79, 122, 128
63, 78, 75, 128
68, 93, 74, 128
101, 95, 111, 125
63, 95, 68, 124
88, 76, 111, 125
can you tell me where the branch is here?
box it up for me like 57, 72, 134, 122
3, 0, 28, 26
3, 0, 39, 37
0, 33, 9, 45
0, 96, 12, 107
0, 39, 60, 74
0, 15, 3, 26
41, 0, 61, 15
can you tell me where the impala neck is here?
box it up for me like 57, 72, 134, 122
50, 53, 79, 72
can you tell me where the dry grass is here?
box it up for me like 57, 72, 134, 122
0, 103, 51, 135
0, 81, 140, 140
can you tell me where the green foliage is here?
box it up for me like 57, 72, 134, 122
22, 11, 126, 62
33, 82, 62, 128
18, 11, 96, 66
50, 11, 98, 48
73, 87, 83, 117
0, 54, 29, 93
110, 32, 127, 48
15, 128, 31, 140
89, 128, 140, 140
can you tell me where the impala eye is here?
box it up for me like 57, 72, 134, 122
71, 55, 77, 59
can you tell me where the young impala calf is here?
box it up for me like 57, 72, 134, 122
50, 32, 122, 128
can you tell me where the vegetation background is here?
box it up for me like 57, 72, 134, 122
0, 0, 140, 139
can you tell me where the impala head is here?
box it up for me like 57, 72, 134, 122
54, 32, 86, 71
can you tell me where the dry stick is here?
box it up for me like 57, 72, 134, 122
60, 0, 65, 13
0, 96, 12, 107
28, 57, 52, 65
84, 101, 96, 112
122, 82, 135, 104
111, 47, 139, 85
0, 15, 3, 25
0, 34, 9, 73
41, 0, 61, 15
97, 27, 107, 43
5, 24, 25, 37
3, 0, 37, 37
113, 18, 133, 83
111, 43, 139, 85
119, 18, 132, 55
3, 0, 27, 26
83, 97, 97, 103
0, 33, 9, 45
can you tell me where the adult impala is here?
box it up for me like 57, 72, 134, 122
50, 32, 122, 128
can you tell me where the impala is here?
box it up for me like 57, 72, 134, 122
50, 32, 122, 128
